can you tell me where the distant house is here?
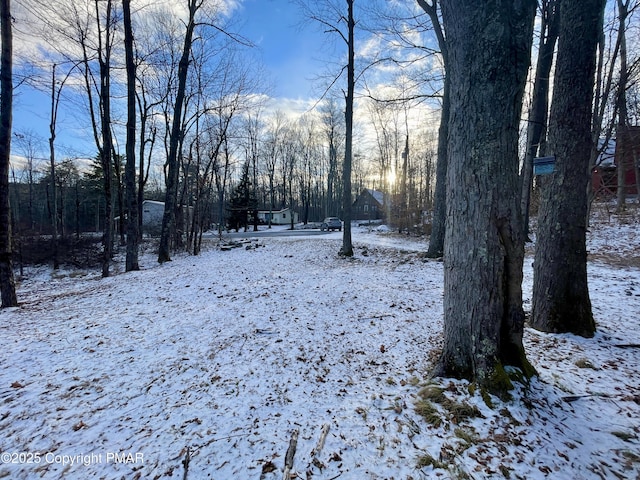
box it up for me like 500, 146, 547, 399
140, 200, 193, 236
592, 128, 639, 197
352, 189, 386, 221
257, 208, 299, 225
141, 200, 165, 235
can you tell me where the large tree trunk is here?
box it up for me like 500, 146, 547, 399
0, 0, 17, 307
437, 0, 536, 394
123, 0, 139, 271
531, 0, 605, 337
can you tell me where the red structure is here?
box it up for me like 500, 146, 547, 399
592, 126, 639, 197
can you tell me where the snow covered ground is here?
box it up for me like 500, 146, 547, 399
1, 215, 639, 480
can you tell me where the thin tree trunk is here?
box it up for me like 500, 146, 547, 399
531, 0, 605, 337
48, 64, 60, 269
158, 0, 198, 262
136, 92, 156, 238
98, 0, 114, 278
340, 0, 354, 257
417, 0, 448, 258
426, 75, 448, 257
114, 152, 125, 246
520, 0, 558, 238
616, 0, 630, 213
123, 0, 139, 271
437, 0, 536, 395
0, 0, 17, 307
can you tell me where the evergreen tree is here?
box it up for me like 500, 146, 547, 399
227, 161, 256, 232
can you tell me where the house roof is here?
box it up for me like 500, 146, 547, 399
257, 208, 293, 215
142, 200, 165, 207
366, 189, 385, 205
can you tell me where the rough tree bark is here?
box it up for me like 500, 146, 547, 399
123, 0, 139, 271
531, 0, 606, 337
0, 0, 17, 307
437, 0, 536, 394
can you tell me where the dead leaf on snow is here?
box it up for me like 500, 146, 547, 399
72, 420, 87, 431
261, 460, 277, 474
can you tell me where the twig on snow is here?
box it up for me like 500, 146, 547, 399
311, 423, 330, 458
562, 393, 611, 403
182, 445, 190, 480
283, 429, 299, 480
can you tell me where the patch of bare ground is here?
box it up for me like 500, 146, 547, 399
588, 251, 640, 268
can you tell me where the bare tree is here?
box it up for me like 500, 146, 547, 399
123, 0, 138, 271
263, 111, 287, 228
588, 1, 638, 212
531, 0, 606, 337
614, 0, 640, 212
416, 0, 448, 258
132, 13, 168, 237
18, 0, 120, 274
93, 0, 116, 277
13, 130, 42, 232
520, 0, 559, 238
41, 0, 119, 277
296, 114, 320, 225
436, 0, 536, 394
157, 0, 250, 261
341, 0, 355, 256
300, 0, 356, 255
319, 99, 343, 218
280, 124, 299, 230
245, 111, 262, 232
367, 99, 397, 203
157, 0, 200, 263
47, 63, 74, 270
0, 0, 17, 307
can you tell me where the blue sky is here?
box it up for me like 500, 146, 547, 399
10, 0, 333, 162
236, 0, 326, 99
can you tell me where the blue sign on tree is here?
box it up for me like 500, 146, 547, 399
533, 156, 556, 175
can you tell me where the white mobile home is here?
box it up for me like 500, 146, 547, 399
257, 208, 299, 225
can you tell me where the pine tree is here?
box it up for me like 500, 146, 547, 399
227, 161, 256, 232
